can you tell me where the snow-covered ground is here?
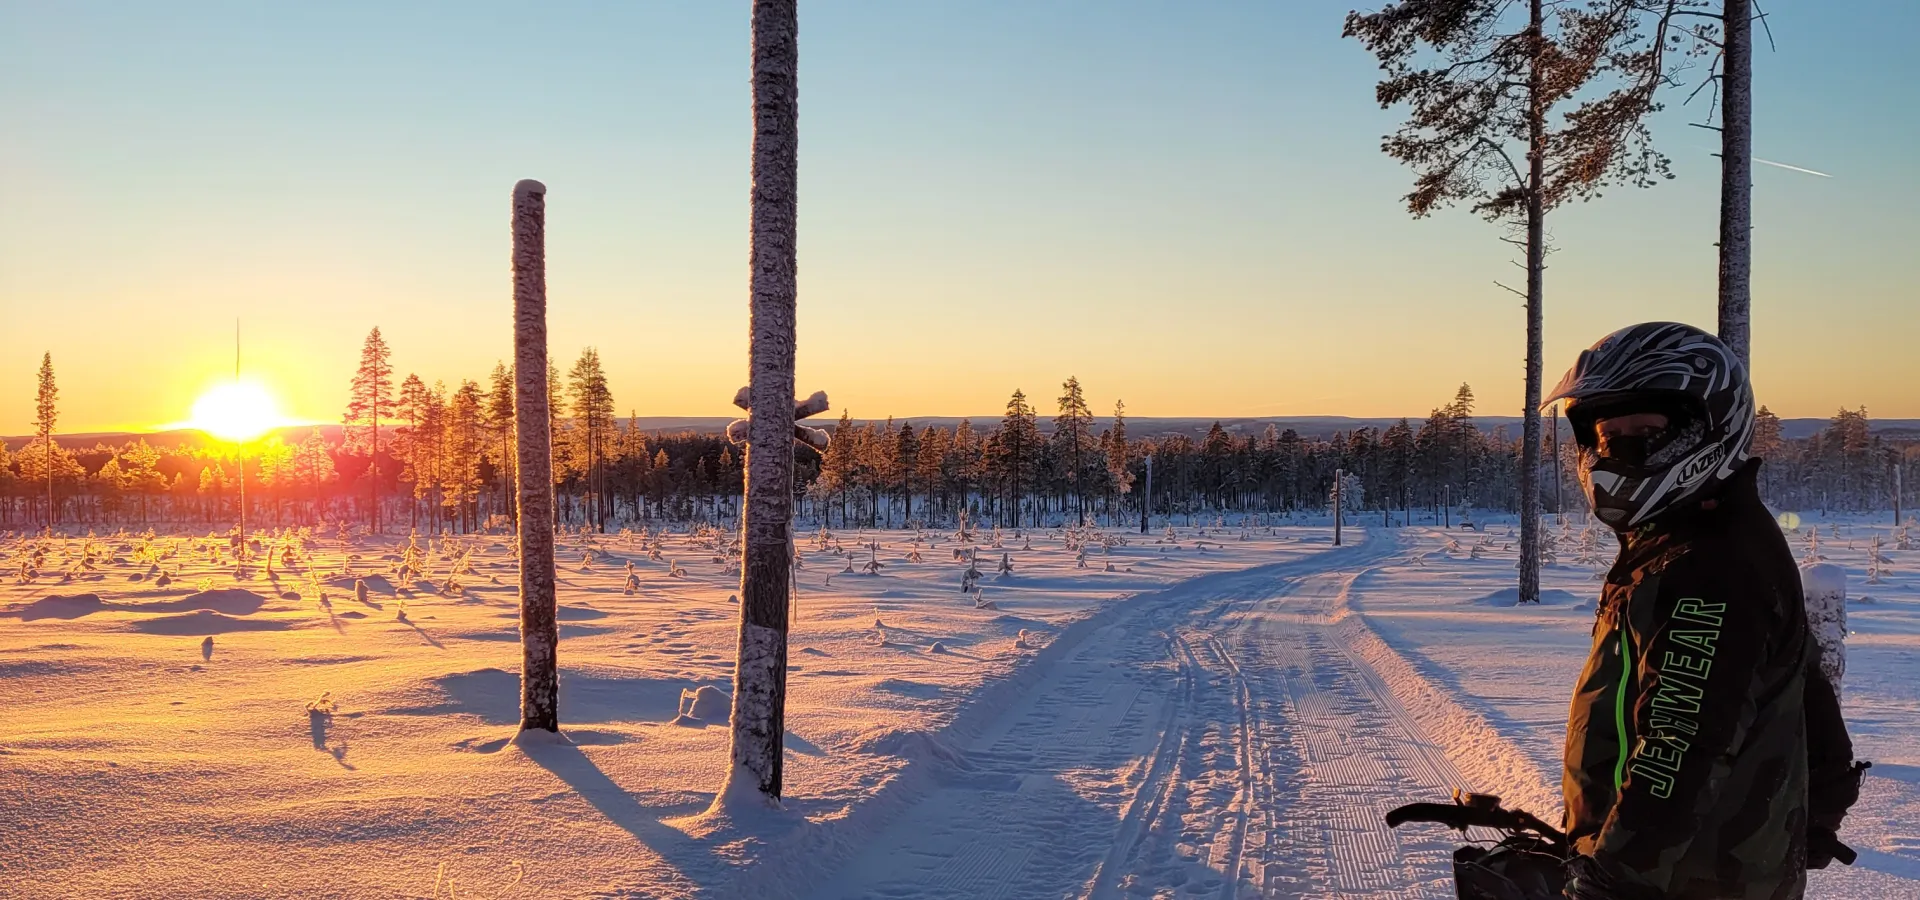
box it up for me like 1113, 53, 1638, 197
2, 516, 1914, 898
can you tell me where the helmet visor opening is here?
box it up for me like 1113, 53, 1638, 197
1564, 393, 1704, 455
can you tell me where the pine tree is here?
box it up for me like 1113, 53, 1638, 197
34, 353, 57, 530
446, 380, 486, 532
997, 390, 1038, 527
1382, 418, 1416, 523
409, 382, 450, 533
895, 422, 920, 525
511, 178, 559, 734
1347, 0, 1682, 601
292, 428, 336, 520
1201, 422, 1234, 510
343, 328, 395, 532
1055, 376, 1094, 522
120, 439, 165, 526
0, 442, 13, 526
568, 348, 616, 531
395, 373, 431, 529
811, 411, 848, 527
486, 362, 517, 524
951, 418, 981, 519
1753, 404, 1784, 497
1106, 400, 1132, 522
916, 426, 947, 523
544, 360, 574, 525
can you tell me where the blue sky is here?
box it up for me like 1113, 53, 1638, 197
2, 1, 1914, 432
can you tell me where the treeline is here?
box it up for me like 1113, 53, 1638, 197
6, 369, 1913, 532
0, 426, 764, 534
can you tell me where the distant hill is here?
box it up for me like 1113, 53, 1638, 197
11, 415, 1915, 450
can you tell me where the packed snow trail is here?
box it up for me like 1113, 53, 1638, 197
793, 529, 1475, 899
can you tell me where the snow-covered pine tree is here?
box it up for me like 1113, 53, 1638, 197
510, 179, 560, 734
35, 352, 56, 531
1105, 400, 1133, 525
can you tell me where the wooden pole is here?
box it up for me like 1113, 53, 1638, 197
1333, 468, 1344, 547
1140, 454, 1152, 534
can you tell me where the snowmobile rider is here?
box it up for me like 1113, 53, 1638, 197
1546, 322, 1862, 900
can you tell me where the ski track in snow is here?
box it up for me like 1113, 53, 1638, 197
794, 530, 1477, 899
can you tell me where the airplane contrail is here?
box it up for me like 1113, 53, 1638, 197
1753, 157, 1832, 178
1690, 144, 1833, 178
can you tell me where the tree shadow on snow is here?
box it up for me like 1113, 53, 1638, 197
398, 616, 445, 649
383, 668, 725, 727
517, 738, 711, 870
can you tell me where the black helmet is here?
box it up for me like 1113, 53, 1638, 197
1544, 322, 1755, 531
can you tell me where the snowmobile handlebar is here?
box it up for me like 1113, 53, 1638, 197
1385, 793, 1569, 852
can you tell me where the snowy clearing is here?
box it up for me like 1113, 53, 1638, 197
2, 518, 1915, 898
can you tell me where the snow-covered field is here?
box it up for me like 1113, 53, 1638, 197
2, 517, 1915, 898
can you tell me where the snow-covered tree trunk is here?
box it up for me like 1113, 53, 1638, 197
1801, 562, 1846, 703
725, 0, 800, 803
512, 178, 560, 733
1718, 0, 1753, 370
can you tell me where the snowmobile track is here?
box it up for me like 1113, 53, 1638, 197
794, 530, 1470, 900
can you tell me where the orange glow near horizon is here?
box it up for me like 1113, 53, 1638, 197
179, 380, 294, 443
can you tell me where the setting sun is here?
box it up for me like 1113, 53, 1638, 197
187, 380, 287, 442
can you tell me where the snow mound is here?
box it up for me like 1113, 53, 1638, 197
129, 610, 290, 636
139, 589, 268, 616
510, 727, 576, 749
672, 684, 731, 726
669, 763, 805, 841
556, 605, 609, 621
1468, 587, 1585, 607
851, 726, 969, 769
8, 593, 106, 621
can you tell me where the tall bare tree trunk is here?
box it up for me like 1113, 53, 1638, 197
512, 179, 560, 733
1517, 0, 1547, 605
1718, 0, 1753, 372
725, 0, 800, 803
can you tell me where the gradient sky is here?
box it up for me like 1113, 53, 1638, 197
3, 1, 1915, 436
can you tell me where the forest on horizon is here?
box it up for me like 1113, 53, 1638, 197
5, 330, 1914, 534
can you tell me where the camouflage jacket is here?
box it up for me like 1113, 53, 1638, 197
1563, 462, 1811, 899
